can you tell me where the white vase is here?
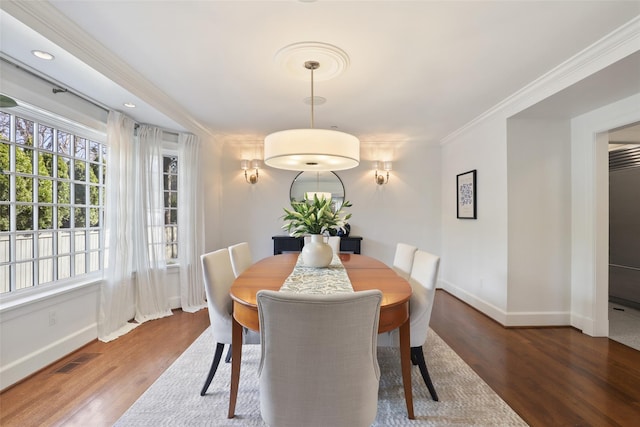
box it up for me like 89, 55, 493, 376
302, 234, 333, 268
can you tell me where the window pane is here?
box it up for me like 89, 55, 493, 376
89, 251, 100, 272
58, 256, 70, 280
75, 137, 87, 159
75, 183, 86, 204
0, 264, 9, 293
38, 205, 53, 229
16, 146, 33, 174
75, 253, 85, 275
38, 232, 53, 257
0, 112, 10, 141
89, 230, 100, 250
38, 125, 54, 151
16, 234, 33, 261
75, 231, 86, 251
57, 205, 71, 229
0, 205, 8, 231
0, 142, 9, 200
38, 178, 53, 203
58, 231, 71, 254
170, 209, 177, 223
89, 207, 100, 227
58, 131, 72, 155
41, 152, 55, 176
16, 261, 33, 290
16, 175, 33, 202
16, 205, 33, 230
0, 234, 9, 262
39, 258, 53, 285
88, 184, 99, 206
57, 180, 71, 204
89, 141, 100, 162
75, 207, 86, 227
74, 160, 86, 181
15, 117, 34, 145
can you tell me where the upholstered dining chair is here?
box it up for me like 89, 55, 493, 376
256, 289, 383, 427
228, 241, 252, 278
392, 242, 418, 279
378, 249, 440, 401
199, 248, 259, 396
327, 235, 341, 254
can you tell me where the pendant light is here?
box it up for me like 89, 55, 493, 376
264, 61, 360, 171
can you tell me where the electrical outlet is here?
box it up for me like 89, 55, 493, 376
49, 311, 57, 326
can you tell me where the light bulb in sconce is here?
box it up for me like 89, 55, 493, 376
241, 159, 260, 184
374, 161, 392, 185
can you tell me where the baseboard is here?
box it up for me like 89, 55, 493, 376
440, 280, 572, 327
0, 323, 97, 391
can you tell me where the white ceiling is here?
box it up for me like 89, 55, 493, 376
1, 1, 639, 146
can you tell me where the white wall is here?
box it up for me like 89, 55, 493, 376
215, 140, 442, 267
440, 119, 510, 323
506, 118, 571, 325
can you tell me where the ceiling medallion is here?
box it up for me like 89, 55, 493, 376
274, 41, 350, 82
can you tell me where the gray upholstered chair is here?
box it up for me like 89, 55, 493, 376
378, 249, 440, 401
256, 289, 382, 427
392, 242, 417, 279
228, 241, 252, 278
199, 248, 259, 396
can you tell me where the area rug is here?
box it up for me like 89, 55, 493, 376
115, 328, 527, 426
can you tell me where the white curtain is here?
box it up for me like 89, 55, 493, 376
98, 112, 172, 342
178, 133, 207, 312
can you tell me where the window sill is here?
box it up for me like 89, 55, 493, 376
0, 273, 102, 315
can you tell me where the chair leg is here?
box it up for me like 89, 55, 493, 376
200, 343, 225, 396
225, 344, 232, 363
411, 346, 439, 401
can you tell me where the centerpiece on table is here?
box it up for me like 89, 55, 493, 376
281, 194, 352, 268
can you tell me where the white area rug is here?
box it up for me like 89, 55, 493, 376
116, 328, 527, 426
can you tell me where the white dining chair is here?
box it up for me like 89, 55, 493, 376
327, 236, 340, 254
228, 241, 252, 278
392, 242, 417, 279
378, 249, 440, 401
199, 248, 259, 396
256, 289, 382, 427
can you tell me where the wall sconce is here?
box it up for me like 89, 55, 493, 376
241, 159, 260, 184
374, 161, 392, 185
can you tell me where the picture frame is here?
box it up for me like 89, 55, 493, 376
456, 169, 477, 219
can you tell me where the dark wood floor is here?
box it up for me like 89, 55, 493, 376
1, 290, 639, 426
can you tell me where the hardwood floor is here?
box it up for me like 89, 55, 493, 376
0, 309, 210, 427
1, 290, 639, 426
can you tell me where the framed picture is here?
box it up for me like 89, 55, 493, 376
456, 170, 477, 219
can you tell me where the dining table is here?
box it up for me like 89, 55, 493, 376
228, 252, 415, 419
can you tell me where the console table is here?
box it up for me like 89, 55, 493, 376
272, 235, 362, 255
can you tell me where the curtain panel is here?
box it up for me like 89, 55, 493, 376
178, 133, 207, 312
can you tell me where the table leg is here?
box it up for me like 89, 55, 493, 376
228, 316, 243, 418
399, 318, 415, 419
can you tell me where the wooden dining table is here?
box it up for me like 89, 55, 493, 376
228, 252, 415, 419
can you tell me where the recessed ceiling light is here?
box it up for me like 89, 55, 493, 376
123, 102, 136, 108
32, 50, 54, 60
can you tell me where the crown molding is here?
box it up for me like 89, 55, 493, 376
441, 15, 640, 146
1, 0, 213, 138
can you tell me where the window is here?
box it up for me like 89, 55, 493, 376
163, 154, 178, 262
0, 109, 106, 294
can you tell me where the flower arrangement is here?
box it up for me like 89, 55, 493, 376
281, 194, 352, 237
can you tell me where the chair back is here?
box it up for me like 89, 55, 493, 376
228, 242, 252, 278
407, 250, 440, 347
327, 236, 340, 254
257, 289, 382, 427
392, 243, 417, 279
200, 249, 235, 344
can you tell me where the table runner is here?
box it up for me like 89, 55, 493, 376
278, 253, 354, 294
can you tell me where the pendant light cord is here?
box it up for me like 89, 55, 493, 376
305, 61, 319, 129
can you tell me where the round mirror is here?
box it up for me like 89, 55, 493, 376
289, 171, 345, 210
